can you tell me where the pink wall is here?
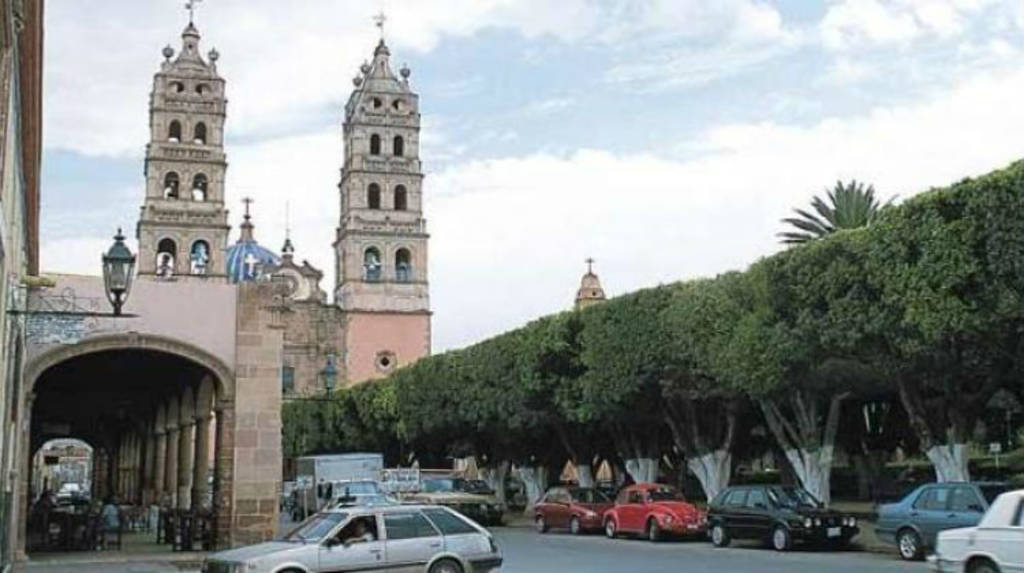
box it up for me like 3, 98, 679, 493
344, 311, 430, 384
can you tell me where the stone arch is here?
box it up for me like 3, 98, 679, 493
26, 332, 234, 401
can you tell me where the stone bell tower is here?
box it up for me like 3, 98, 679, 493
334, 34, 431, 384
136, 18, 230, 281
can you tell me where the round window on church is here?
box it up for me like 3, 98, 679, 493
375, 350, 396, 373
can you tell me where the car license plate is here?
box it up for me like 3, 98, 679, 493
827, 527, 841, 537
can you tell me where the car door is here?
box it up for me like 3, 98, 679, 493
910, 486, 952, 547
947, 486, 986, 529
383, 510, 444, 573
994, 498, 1024, 573
743, 488, 773, 539
318, 515, 386, 573
549, 488, 571, 529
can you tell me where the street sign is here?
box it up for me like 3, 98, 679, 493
989, 442, 1002, 454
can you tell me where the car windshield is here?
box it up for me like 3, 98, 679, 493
767, 486, 821, 509
422, 479, 457, 493
979, 485, 1009, 504
571, 488, 611, 504
283, 512, 347, 542
647, 487, 685, 502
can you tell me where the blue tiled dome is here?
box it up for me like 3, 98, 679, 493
226, 239, 280, 283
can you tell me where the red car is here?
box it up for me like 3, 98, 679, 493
534, 486, 615, 534
603, 483, 706, 541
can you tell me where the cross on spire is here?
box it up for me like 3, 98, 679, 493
373, 10, 387, 38
242, 197, 253, 221
585, 257, 595, 274
185, 0, 202, 24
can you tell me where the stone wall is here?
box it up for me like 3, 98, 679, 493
229, 281, 283, 544
343, 311, 430, 384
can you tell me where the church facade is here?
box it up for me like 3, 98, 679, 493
135, 21, 432, 392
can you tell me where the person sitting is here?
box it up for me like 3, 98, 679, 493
338, 517, 376, 546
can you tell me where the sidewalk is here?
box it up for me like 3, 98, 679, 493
16, 531, 207, 573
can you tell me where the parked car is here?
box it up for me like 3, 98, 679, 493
535, 486, 614, 535
404, 477, 505, 526
202, 504, 501, 573
876, 482, 1010, 561
603, 483, 705, 541
929, 489, 1024, 573
707, 484, 859, 551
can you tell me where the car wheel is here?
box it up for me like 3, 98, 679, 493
771, 525, 792, 551
429, 558, 464, 573
647, 519, 662, 542
710, 523, 730, 548
569, 516, 581, 535
604, 518, 617, 539
535, 514, 548, 534
896, 528, 923, 561
968, 559, 1000, 573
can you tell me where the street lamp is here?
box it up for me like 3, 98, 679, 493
102, 228, 136, 316
320, 353, 339, 395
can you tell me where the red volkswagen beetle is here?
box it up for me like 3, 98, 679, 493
603, 483, 706, 541
535, 486, 614, 534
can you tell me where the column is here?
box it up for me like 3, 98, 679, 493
212, 402, 235, 548
154, 429, 167, 504
165, 425, 179, 508
143, 427, 156, 505
177, 419, 195, 510
192, 412, 212, 512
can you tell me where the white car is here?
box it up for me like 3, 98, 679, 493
202, 504, 502, 573
930, 489, 1024, 573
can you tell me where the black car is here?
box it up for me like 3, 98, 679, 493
706, 485, 859, 551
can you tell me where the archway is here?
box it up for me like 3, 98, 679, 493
22, 334, 234, 555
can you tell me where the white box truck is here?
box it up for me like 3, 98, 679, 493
292, 453, 384, 519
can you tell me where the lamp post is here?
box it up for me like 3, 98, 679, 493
320, 353, 339, 395
102, 228, 136, 316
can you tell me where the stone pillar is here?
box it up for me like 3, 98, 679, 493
165, 425, 179, 508
178, 420, 195, 510
192, 412, 212, 512
213, 402, 235, 548
143, 427, 156, 505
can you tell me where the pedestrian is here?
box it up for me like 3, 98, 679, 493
100, 496, 120, 549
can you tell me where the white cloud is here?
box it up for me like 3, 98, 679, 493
820, 0, 1002, 52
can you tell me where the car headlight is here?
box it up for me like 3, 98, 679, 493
583, 510, 597, 518
803, 518, 813, 528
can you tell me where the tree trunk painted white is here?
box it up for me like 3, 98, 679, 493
926, 444, 969, 482
576, 464, 595, 488
782, 446, 835, 507
624, 458, 659, 484
516, 466, 547, 510
687, 449, 731, 502
481, 461, 510, 505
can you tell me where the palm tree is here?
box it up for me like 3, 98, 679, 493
778, 180, 894, 244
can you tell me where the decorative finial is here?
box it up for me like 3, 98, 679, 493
242, 196, 253, 221
353, 75, 363, 87
285, 201, 291, 240
208, 47, 219, 62
162, 45, 175, 60
585, 257, 595, 274
360, 60, 371, 75
400, 63, 411, 80
373, 10, 387, 39
185, 0, 203, 24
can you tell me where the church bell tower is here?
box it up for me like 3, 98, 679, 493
334, 33, 431, 383
136, 17, 230, 281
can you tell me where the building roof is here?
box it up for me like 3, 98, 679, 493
225, 202, 280, 283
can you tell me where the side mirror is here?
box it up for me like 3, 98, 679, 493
325, 537, 340, 548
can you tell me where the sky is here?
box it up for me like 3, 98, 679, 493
41, 0, 1024, 351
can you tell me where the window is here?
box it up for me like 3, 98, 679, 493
190, 240, 210, 275
392, 99, 403, 111
1012, 500, 1023, 527
156, 238, 177, 278
746, 489, 769, 509
372, 97, 382, 109
393, 135, 404, 157
194, 122, 207, 144
914, 487, 950, 511
723, 489, 747, 507
570, 488, 610, 504
395, 249, 411, 282
170, 81, 185, 93
196, 83, 210, 95
384, 513, 439, 540
364, 247, 382, 281
626, 491, 643, 504
950, 487, 983, 512
283, 512, 346, 542
163, 172, 180, 199
370, 133, 381, 155
376, 351, 396, 372
168, 120, 182, 142
192, 174, 209, 201
281, 366, 295, 394
394, 185, 407, 211
422, 508, 477, 535
367, 183, 381, 209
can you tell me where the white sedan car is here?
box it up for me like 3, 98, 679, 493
930, 489, 1023, 573
202, 504, 502, 573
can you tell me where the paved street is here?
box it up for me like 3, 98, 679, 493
18, 524, 928, 573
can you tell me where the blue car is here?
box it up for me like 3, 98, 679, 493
875, 482, 1008, 561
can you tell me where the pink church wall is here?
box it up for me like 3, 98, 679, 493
344, 311, 430, 384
